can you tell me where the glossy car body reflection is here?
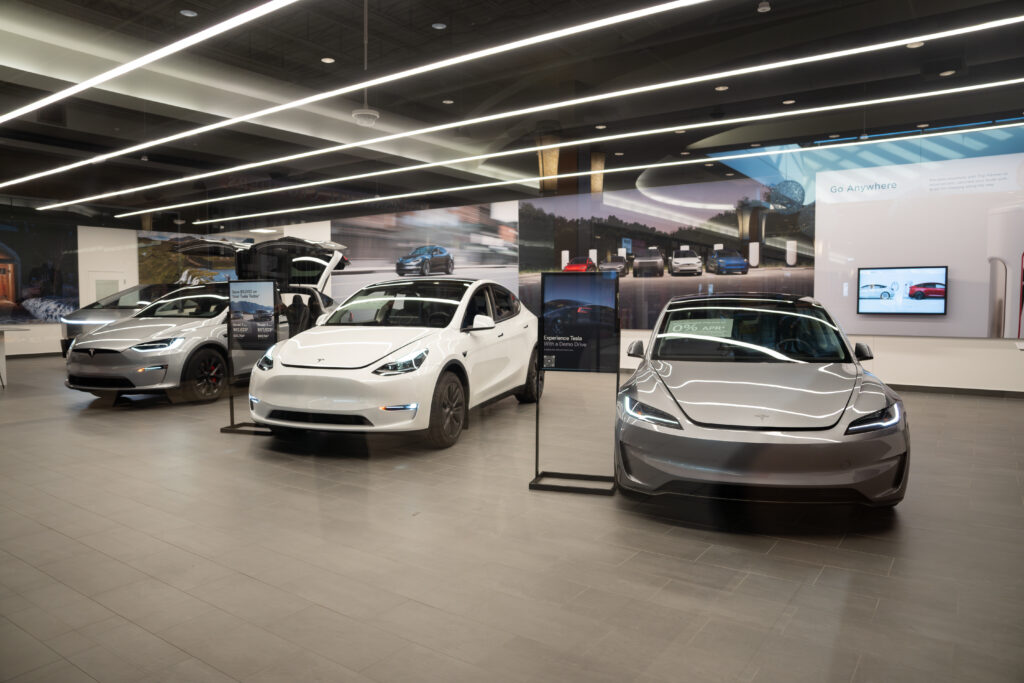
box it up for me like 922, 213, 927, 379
59, 283, 179, 356
249, 278, 541, 448
616, 293, 909, 506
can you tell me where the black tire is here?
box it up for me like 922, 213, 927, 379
174, 347, 227, 402
912, 292, 924, 300
880, 292, 891, 300
420, 261, 430, 276
426, 372, 466, 448
515, 349, 544, 404
446, 259, 454, 274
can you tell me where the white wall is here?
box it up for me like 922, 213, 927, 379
8, 226, 138, 356
618, 329, 1024, 393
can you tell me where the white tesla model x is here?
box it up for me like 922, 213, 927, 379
249, 278, 542, 447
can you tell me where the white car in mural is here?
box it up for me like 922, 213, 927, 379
859, 283, 893, 300
249, 278, 542, 447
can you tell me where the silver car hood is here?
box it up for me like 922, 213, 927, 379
277, 326, 432, 369
73, 314, 222, 351
653, 360, 860, 429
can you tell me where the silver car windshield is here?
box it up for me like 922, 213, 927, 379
652, 298, 850, 363
327, 280, 470, 328
136, 285, 229, 319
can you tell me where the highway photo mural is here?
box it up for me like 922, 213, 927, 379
0, 219, 78, 324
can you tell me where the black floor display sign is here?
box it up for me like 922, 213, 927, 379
531, 272, 620, 495
222, 280, 277, 435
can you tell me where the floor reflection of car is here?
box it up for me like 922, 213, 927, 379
909, 282, 946, 299
859, 284, 892, 300
617, 293, 909, 507
59, 283, 178, 356
396, 246, 454, 276
598, 255, 628, 275
707, 249, 749, 274
65, 238, 342, 403
249, 278, 541, 448
632, 247, 665, 277
563, 257, 597, 272
670, 249, 702, 276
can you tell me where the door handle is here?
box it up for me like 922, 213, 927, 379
497, 332, 504, 338
523, 324, 529, 329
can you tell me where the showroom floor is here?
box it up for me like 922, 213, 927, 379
0, 356, 1022, 683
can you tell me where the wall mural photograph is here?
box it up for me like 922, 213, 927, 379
0, 220, 78, 324
137, 230, 240, 285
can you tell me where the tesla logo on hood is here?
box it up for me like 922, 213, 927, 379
88, 349, 96, 358
754, 413, 771, 421
317, 358, 325, 363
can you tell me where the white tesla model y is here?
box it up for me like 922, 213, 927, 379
249, 278, 542, 447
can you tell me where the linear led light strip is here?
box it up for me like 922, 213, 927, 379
37, 12, 1024, 210
0, 0, 304, 127
114, 76, 1024, 218
2, 0, 716, 191
191, 119, 1024, 226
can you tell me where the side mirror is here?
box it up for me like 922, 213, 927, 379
627, 340, 645, 358
465, 314, 495, 332
854, 342, 873, 361
315, 313, 328, 326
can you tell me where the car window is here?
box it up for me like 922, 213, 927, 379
652, 298, 850, 363
461, 286, 492, 329
568, 257, 588, 264
327, 280, 469, 328
490, 286, 517, 322
137, 284, 228, 319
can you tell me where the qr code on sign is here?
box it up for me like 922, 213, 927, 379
543, 355, 556, 368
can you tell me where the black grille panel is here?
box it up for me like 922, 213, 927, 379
657, 481, 867, 504
72, 348, 120, 355
68, 375, 134, 389
267, 410, 372, 426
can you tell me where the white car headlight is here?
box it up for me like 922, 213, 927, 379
622, 396, 682, 429
846, 401, 901, 434
256, 344, 277, 371
373, 348, 428, 376
131, 337, 184, 352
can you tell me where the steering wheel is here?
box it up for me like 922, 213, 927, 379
776, 337, 816, 356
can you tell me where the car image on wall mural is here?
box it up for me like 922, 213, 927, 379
396, 246, 454, 276
616, 293, 909, 507
706, 249, 749, 274
859, 283, 892, 300
563, 257, 597, 272
909, 282, 946, 299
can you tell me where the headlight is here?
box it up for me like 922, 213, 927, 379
622, 396, 682, 429
256, 344, 277, 371
846, 401, 901, 434
131, 338, 184, 353
373, 348, 428, 375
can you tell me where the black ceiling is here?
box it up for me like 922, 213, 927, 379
1, 0, 1022, 231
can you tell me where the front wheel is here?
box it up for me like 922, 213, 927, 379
446, 259, 454, 274
515, 349, 544, 404
172, 347, 227, 402
426, 372, 466, 448
880, 292, 892, 300
912, 292, 925, 300
420, 261, 430, 276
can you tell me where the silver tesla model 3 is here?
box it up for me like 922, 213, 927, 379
616, 293, 909, 507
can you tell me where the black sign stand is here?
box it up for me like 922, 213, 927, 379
529, 272, 618, 496
221, 280, 275, 436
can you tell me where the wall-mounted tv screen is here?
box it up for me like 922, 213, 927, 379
857, 266, 948, 315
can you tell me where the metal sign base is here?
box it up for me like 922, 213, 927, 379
220, 422, 273, 435
529, 471, 616, 496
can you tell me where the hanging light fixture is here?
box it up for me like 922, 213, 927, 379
352, 0, 381, 127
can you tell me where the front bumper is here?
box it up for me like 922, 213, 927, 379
249, 365, 431, 432
395, 262, 425, 274
615, 411, 909, 506
66, 348, 179, 392
714, 263, 748, 273
671, 262, 701, 274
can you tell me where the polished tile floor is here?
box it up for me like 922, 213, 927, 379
0, 356, 1022, 682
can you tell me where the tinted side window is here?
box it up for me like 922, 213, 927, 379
491, 286, 517, 322
461, 286, 492, 328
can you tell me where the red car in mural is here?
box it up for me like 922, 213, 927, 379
909, 282, 946, 299
563, 257, 597, 272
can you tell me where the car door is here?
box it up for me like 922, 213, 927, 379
431, 248, 443, 272
458, 284, 504, 405
487, 285, 533, 394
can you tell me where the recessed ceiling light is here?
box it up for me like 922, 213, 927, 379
249, 228, 278, 233
180, 9, 198, 17
939, 69, 956, 77
321, 57, 335, 64
704, 162, 714, 167
431, 22, 447, 30
715, 85, 729, 92
442, 99, 455, 105
595, 124, 607, 130
859, 134, 869, 140
906, 41, 925, 48
782, 98, 796, 105
680, 151, 690, 156
828, 133, 841, 138
140, 154, 149, 161
917, 123, 929, 128
757, 1, 771, 13
725, 172, 735, 176
614, 152, 625, 156
673, 129, 686, 134
750, 142, 761, 147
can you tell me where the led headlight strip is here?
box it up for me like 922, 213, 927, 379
114, 77, 1024, 218
34, 12, 1024, 209
191, 118, 1024, 225
0, 0, 305, 127
5, 0, 717, 192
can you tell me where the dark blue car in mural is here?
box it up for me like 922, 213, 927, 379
707, 249, 749, 275
396, 245, 455, 276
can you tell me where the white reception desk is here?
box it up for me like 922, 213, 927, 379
0, 327, 28, 388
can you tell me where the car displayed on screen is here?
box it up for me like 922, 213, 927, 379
563, 257, 597, 272
909, 282, 946, 299
706, 249, 749, 274
669, 249, 702, 276
616, 293, 909, 507
65, 237, 342, 403
859, 283, 892, 299
396, 246, 454, 276
249, 278, 541, 448
598, 255, 628, 275
59, 283, 179, 356
632, 247, 665, 277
